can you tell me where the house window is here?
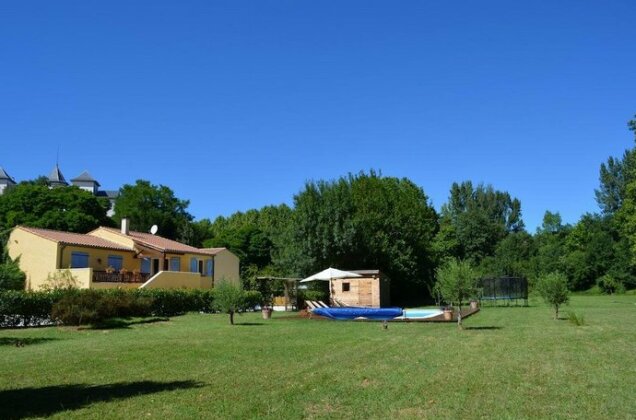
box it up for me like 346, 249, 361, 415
198, 260, 204, 275
70, 252, 89, 268
169, 257, 181, 271
140, 258, 151, 274
206, 259, 214, 277
190, 257, 198, 273
342, 282, 350, 292
107, 255, 123, 271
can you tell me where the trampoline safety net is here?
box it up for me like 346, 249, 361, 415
479, 277, 528, 306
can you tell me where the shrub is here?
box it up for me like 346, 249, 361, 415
134, 288, 213, 317
41, 269, 79, 291
51, 289, 102, 326
243, 290, 263, 310
537, 272, 570, 319
568, 311, 585, 326
596, 274, 625, 295
300, 289, 327, 303
0, 258, 26, 290
0, 290, 58, 327
51, 289, 156, 326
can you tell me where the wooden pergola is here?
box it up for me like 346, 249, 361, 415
255, 276, 301, 311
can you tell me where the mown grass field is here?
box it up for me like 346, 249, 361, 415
1, 295, 635, 419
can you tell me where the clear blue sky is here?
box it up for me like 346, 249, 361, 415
1, 1, 635, 231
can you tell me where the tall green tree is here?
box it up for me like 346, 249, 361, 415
531, 211, 570, 286
198, 204, 293, 285
279, 171, 438, 304
562, 214, 614, 290
435, 181, 524, 265
113, 180, 192, 240
595, 115, 636, 215
0, 184, 111, 233
595, 115, 636, 289
479, 231, 535, 279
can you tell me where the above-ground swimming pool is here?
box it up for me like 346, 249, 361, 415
400, 309, 444, 319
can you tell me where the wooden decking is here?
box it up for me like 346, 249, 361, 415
297, 307, 480, 322
390, 307, 480, 322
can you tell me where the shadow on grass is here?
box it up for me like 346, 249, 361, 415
1, 380, 204, 419
87, 317, 170, 330
0, 337, 59, 347
464, 326, 502, 330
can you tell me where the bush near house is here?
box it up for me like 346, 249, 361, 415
0, 288, 263, 327
0, 290, 60, 327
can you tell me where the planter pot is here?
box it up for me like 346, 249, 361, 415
443, 309, 453, 321
470, 300, 479, 310
261, 308, 273, 320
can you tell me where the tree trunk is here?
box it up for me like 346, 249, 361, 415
554, 305, 559, 320
229, 310, 234, 325
457, 304, 463, 329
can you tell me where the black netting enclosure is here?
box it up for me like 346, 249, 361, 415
479, 277, 528, 306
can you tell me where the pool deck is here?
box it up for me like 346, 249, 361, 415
297, 307, 480, 322
391, 307, 480, 322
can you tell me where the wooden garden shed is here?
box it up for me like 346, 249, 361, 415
330, 270, 390, 308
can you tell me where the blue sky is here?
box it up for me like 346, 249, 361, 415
1, 1, 635, 231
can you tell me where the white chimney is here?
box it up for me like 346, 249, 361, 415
121, 217, 130, 235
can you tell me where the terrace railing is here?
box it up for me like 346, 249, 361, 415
92, 270, 150, 284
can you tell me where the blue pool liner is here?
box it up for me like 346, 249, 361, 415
312, 307, 404, 320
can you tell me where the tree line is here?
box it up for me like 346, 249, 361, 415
1, 115, 635, 303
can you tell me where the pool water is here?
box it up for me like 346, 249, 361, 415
401, 309, 443, 319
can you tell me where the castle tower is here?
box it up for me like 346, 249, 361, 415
0, 167, 16, 195
71, 170, 100, 195
48, 164, 68, 187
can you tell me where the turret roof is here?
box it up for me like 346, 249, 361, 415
48, 165, 68, 185
71, 170, 100, 186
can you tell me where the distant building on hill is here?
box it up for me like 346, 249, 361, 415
0, 164, 119, 216
0, 167, 17, 195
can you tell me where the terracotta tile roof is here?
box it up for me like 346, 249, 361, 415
98, 227, 219, 255
199, 248, 228, 256
18, 226, 133, 251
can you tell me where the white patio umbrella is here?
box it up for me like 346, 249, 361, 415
300, 267, 362, 306
299, 267, 362, 283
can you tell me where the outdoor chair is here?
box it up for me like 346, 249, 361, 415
305, 301, 320, 311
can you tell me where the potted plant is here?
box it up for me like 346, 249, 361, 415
261, 294, 273, 320
261, 306, 273, 320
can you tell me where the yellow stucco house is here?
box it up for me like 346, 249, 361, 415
8, 219, 240, 291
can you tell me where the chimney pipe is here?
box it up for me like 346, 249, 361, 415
121, 217, 130, 235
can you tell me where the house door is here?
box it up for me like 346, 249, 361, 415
152, 259, 160, 275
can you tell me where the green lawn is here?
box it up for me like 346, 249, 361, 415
1, 295, 635, 419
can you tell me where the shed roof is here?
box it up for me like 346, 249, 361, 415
340, 269, 382, 279
18, 226, 133, 251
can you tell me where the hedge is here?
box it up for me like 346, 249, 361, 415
0, 288, 263, 327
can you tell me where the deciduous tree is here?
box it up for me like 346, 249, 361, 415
113, 180, 192, 240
